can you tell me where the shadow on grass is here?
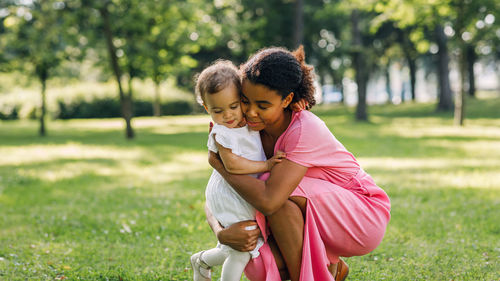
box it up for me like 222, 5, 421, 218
314, 95, 500, 120
0, 125, 208, 152
1, 153, 499, 279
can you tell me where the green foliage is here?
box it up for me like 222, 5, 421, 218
1, 0, 499, 126
1, 1, 84, 78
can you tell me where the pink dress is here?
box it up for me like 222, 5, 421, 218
243, 110, 391, 281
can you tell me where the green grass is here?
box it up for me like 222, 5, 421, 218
1, 94, 499, 280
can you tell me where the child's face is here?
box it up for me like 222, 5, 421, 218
204, 83, 243, 128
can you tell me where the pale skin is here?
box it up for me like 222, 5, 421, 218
206, 80, 316, 281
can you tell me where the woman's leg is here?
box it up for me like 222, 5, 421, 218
267, 197, 306, 281
267, 235, 289, 280
221, 249, 251, 281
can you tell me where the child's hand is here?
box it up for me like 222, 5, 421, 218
290, 98, 309, 112
266, 150, 286, 171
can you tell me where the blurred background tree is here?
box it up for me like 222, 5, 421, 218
1, 0, 498, 136
1, 0, 84, 136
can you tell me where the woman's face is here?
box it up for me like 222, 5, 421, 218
241, 80, 292, 131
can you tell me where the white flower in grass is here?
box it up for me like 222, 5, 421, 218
121, 223, 132, 234
156, 236, 161, 240
0, 257, 5, 261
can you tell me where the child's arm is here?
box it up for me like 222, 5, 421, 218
215, 140, 285, 174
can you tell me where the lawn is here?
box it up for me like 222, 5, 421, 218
1, 94, 499, 280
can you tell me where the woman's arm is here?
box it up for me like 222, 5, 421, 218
204, 203, 261, 252
209, 151, 308, 216
216, 141, 285, 174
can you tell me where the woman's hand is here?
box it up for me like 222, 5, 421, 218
217, 220, 261, 252
290, 98, 309, 112
208, 150, 225, 173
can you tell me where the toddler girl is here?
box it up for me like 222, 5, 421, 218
190, 60, 285, 281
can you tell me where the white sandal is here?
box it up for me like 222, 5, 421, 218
190, 251, 211, 281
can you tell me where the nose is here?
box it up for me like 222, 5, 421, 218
243, 103, 257, 118
223, 110, 231, 119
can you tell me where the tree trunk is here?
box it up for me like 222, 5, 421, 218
435, 24, 453, 111
400, 80, 406, 103
408, 57, 417, 101
153, 80, 161, 117
339, 81, 345, 105
329, 69, 344, 104
351, 9, 368, 121
466, 44, 476, 98
293, 0, 304, 48
39, 74, 47, 137
455, 47, 466, 126
124, 76, 134, 137
454, 1, 466, 126
338, 82, 345, 105
385, 63, 392, 104
100, 4, 134, 139
400, 29, 417, 102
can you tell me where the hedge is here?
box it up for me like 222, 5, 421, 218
56, 98, 194, 119
0, 98, 194, 120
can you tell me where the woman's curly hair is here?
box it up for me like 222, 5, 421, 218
240, 45, 316, 109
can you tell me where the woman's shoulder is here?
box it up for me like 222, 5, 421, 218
280, 110, 329, 146
292, 110, 327, 131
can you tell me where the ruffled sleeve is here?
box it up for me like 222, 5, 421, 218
207, 124, 237, 154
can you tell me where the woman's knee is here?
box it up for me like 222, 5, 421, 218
267, 199, 304, 225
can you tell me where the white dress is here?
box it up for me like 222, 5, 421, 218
206, 123, 266, 258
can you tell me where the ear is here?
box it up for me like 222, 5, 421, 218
283, 92, 294, 108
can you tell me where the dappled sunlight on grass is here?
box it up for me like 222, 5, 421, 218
0, 143, 143, 166
386, 120, 500, 138
59, 115, 212, 133
1, 96, 500, 280
134, 115, 211, 128
369, 164, 500, 190
113, 152, 209, 187
3, 143, 208, 187
360, 157, 500, 170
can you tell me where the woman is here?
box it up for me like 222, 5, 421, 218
205, 46, 391, 281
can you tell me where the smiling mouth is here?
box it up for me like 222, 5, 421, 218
226, 120, 234, 124
246, 120, 261, 127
